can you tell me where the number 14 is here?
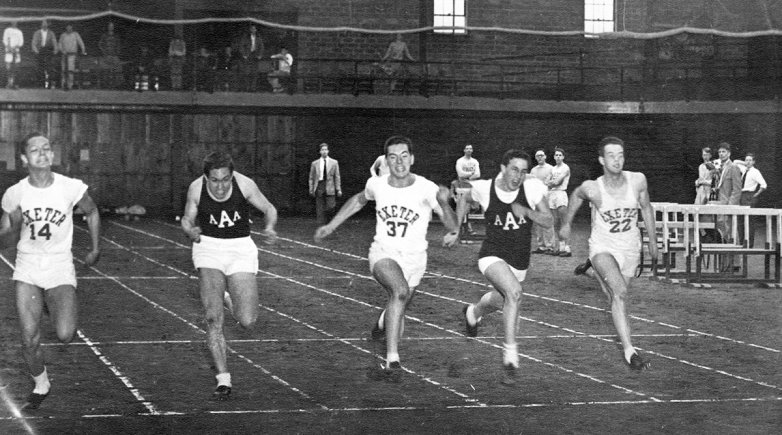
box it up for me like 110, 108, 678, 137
30, 223, 52, 241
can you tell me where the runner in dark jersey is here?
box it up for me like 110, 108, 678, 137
181, 151, 277, 400
446, 149, 551, 385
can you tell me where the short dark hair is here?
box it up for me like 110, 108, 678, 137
501, 149, 530, 168
18, 131, 48, 156
745, 152, 755, 160
384, 135, 413, 155
534, 148, 545, 156
203, 151, 234, 176
318, 142, 329, 152
718, 142, 732, 152
701, 147, 712, 155
553, 147, 565, 157
598, 136, 625, 156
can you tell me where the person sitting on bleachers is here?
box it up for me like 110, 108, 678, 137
215, 46, 238, 92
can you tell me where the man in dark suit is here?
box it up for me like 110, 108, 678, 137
237, 25, 264, 91
714, 142, 742, 242
308, 143, 342, 225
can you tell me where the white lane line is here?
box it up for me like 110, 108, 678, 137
109, 223, 657, 402
1, 395, 779, 421
34, 333, 699, 347
76, 330, 160, 415
237, 235, 782, 393
277, 233, 781, 354
0, 253, 162, 415
100, 225, 488, 407
72, 232, 329, 411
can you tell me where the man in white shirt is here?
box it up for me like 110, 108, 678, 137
737, 152, 767, 247
3, 21, 24, 89
267, 47, 293, 93
454, 144, 481, 234
530, 148, 554, 253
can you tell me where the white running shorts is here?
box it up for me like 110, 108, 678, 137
192, 235, 258, 276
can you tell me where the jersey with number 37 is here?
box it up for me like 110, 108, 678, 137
365, 174, 439, 253
1, 173, 87, 255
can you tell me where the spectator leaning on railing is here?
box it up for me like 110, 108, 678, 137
58, 24, 86, 90
267, 47, 293, 93
168, 35, 187, 90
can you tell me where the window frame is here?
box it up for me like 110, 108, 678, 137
433, 0, 468, 35
584, 0, 615, 37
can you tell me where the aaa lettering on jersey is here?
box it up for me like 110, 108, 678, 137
376, 205, 420, 225
492, 211, 527, 230
22, 207, 67, 227
209, 210, 243, 228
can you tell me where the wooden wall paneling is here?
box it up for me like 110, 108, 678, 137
217, 114, 236, 143
235, 115, 256, 143
94, 114, 124, 173
231, 142, 255, 175
194, 114, 218, 143
0, 111, 20, 171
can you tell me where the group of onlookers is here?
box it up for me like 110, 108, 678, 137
3, 21, 294, 92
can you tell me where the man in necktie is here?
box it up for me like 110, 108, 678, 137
309, 143, 342, 225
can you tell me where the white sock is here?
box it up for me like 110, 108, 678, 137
466, 304, 481, 325
386, 353, 400, 367
377, 310, 386, 330
215, 372, 232, 388
624, 347, 637, 364
503, 343, 519, 368
33, 368, 50, 395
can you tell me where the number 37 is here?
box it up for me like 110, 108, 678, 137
386, 221, 408, 237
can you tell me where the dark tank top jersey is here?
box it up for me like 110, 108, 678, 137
197, 176, 251, 239
478, 178, 533, 271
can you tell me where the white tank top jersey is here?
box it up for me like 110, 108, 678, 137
364, 174, 440, 252
1, 173, 88, 255
549, 163, 570, 191
589, 171, 641, 252
469, 176, 547, 212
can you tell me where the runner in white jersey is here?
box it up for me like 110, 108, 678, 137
315, 135, 459, 381
547, 147, 572, 256
0, 132, 101, 410
559, 136, 657, 371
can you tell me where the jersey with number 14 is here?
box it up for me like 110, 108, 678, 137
1, 173, 87, 255
365, 174, 439, 253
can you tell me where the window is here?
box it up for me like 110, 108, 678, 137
584, 0, 614, 35
434, 0, 466, 34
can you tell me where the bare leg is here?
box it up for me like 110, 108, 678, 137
478, 261, 522, 366
225, 272, 259, 329
371, 258, 414, 366
199, 268, 228, 375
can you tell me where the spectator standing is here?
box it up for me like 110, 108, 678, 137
267, 47, 293, 93
194, 47, 215, 92
454, 144, 481, 234
546, 147, 571, 256
31, 20, 58, 89
238, 25, 264, 91
98, 22, 123, 89
308, 143, 342, 225
737, 153, 767, 247
168, 35, 187, 90
694, 147, 717, 205
3, 21, 23, 89
714, 142, 743, 241
215, 46, 238, 91
379, 33, 415, 92
58, 24, 86, 90
530, 148, 555, 254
